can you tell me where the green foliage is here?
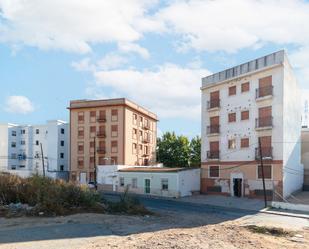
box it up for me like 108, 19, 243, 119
0, 173, 102, 216
157, 132, 201, 167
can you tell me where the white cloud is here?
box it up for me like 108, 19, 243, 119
4, 96, 35, 114
0, 0, 158, 53
92, 64, 210, 119
97, 53, 128, 70
118, 42, 150, 59
155, 0, 309, 53
71, 58, 95, 72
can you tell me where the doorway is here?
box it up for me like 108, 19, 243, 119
144, 179, 150, 194
233, 178, 242, 197
80, 172, 87, 184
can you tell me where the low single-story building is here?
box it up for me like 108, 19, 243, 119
116, 167, 200, 198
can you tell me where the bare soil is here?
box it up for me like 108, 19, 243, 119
0, 211, 308, 249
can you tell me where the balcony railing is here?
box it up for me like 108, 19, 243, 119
255, 117, 273, 128
207, 150, 220, 160
255, 85, 273, 99
97, 147, 106, 154
142, 137, 150, 143
207, 99, 220, 109
255, 147, 273, 160
207, 125, 220, 135
143, 124, 150, 130
97, 116, 107, 122
97, 131, 106, 138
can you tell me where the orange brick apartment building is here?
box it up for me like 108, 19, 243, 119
68, 98, 158, 183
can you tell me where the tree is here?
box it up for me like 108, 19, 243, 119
157, 132, 190, 167
189, 136, 201, 167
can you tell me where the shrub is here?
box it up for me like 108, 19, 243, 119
0, 173, 102, 216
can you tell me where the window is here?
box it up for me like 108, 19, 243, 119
228, 113, 236, 122
111, 109, 118, 121
21, 129, 25, 134
139, 144, 143, 154
78, 112, 84, 123
90, 111, 96, 117
90, 141, 95, 148
120, 177, 125, 187
111, 125, 118, 137
20, 140, 26, 145
78, 157, 84, 168
111, 141, 118, 153
228, 139, 236, 149
133, 113, 138, 125
139, 130, 143, 141
60, 165, 64, 171
90, 126, 96, 133
11, 153, 17, 159
111, 156, 118, 164
132, 143, 137, 154
11, 165, 16, 170
19, 165, 25, 168
241, 138, 249, 148
132, 178, 137, 188
36, 140, 39, 146
257, 165, 272, 179
78, 142, 84, 154
11, 131, 16, 136
60, 153, 64, 158
209, 166, 219, 178
228, 86, 236, 96
11, 142, 16, 148
241, 82, 250, 92
61, 128, 65, 134
60, 140, 64, 146
161, 179, 168, 190
132, 128, 137, 139
241, 110, 249, 120
89, 157, 94, 168
78, 127, 84, 138
139, 116, 143, 127
36, 129, 39, 134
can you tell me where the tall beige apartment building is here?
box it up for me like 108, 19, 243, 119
68, 98, 158, 183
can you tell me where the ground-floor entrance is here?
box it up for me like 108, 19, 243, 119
233, 178, 242, 197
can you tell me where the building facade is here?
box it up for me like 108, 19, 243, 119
0, 120, 69, 178
201, 50, 303, 199
68, 98, 158, 183
301, 128, 309, 190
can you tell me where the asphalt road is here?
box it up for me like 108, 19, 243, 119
102, 192, 257, 217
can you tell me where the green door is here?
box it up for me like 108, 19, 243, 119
145, 179, 150, 194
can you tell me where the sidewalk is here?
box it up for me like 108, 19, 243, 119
177, 194, 265, 212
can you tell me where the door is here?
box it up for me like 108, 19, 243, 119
258, 76, 272, 97
144, 179, 150, 194
209, 141, 219, 158
260, 136, 272, 157
233, 178, 242, 197
210, 116, 219, 133
258, 106, 272, 127
210, 91, 220, 108
80, 172, 87, 184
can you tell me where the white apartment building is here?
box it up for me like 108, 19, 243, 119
0, 120, 69, 179
201, 50, 303, 200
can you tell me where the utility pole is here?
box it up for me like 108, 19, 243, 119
258, 137, 267, 208
94, 136, 97, 190
40, 143, 46, 177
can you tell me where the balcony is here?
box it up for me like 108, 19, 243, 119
142, 137, 150, 144
207, 99, 220, 110
255, 117, 273, 130
256, 85, 273, 100
207, 125, 220, 136
207, 150, 220, 160
96, 147, 106, 154
97, 131, 106, 138
255, 147, 273, 160
142, 152, 150, 157
97, 116, 107, 123
143, 124, 150, 130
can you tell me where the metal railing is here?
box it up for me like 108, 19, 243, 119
207, 125, 220, 134
256, 85, 273, 98
207, 150, 220, 160
255, 116, 273, 128
97, 131, 106, 138
255, 147, 273, 160
207, 99, 220, 109
96, 147, 106, 154
97, 116, 107, 122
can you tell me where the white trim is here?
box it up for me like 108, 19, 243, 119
230, 172, 244, 197
256, 164, 273, 180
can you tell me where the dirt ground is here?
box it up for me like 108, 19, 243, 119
0, 210, 308, 249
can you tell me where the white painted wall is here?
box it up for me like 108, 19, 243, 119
282, 57, 303, 197
178, 169, 200, 196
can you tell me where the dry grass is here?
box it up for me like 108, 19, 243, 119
246, 225, 295, 237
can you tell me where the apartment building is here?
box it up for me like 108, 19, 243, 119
0, 120, 69, 178
201, 50, 303, 200
68, 98, 158, 183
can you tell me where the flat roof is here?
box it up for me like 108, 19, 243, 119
118, 167, 199, 173
201, 50, 285, 88
68, 98, 158, 121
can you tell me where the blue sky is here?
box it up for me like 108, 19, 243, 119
1, 0, 309, 137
